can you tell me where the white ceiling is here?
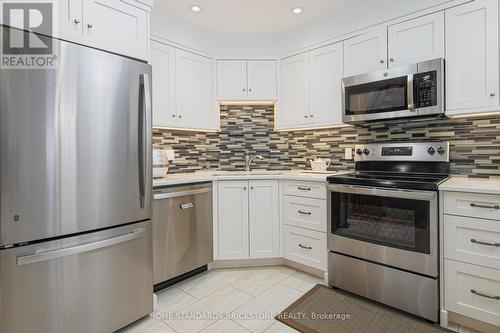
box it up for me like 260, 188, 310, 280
154, 0, 355, 35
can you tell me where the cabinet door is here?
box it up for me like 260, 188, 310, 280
249, 180, 279, 259
57, 0, 83, 41
247, 60, 277, 100
150, 41, 176, 127
445, 0, 499, 111
82, 0, 149, 60
343, 29, 387, 77
216, 60, 247, 99
309, 43, 344, 126
176, 49, 218, 130
218, 181, 249, 260
388, 12, 444, 68
277, 53, 310, 129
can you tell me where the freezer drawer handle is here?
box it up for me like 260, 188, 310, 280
470, 239, 500, 247
16, 228, 146, 266
470, 289, 500, 300
470, 203, 500, 210
153, 188, 211, 200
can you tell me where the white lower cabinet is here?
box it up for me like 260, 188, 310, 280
217, 180, 279, 260
249, 180, 280, 258
218, 181, 249, 260
445, 260, 500, 327
284, 225, 327, 271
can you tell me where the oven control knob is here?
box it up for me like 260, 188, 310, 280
363, 148, 370, 156
356, 149, 363, 155
438, 147, 446, 155
427, 147, 436, 155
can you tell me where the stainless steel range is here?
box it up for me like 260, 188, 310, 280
327, 142, 450, 322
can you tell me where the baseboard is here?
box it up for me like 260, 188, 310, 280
211, 258, 285, 269
211, 258, 327, 280
448, 312, 499, 333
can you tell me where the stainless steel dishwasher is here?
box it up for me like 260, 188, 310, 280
152, 182, 213, 286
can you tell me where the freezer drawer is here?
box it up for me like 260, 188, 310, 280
153, 183, 213, 284
0, 220, 153, 333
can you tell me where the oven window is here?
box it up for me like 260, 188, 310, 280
345, 76, 408, 115
331, 192, 430, 254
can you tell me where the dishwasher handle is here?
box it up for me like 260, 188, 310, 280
153, 187, 211, 200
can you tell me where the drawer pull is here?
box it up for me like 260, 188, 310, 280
470, 289, 500, 300
470, 239, 500, 247
298, 187, 312, 191
470, 203, 500, 210
298, 244, 312, 250
298, 210, 312, 215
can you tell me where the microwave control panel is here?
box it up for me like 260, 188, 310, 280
414, 71, 437, 108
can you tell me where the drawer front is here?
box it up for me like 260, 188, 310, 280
283, 195, 326, 232
444, 192, 500, 220
445, 260, 500, 326
444, 215, 500, 269
283, 180, 326, 199
284, 225, 327, 271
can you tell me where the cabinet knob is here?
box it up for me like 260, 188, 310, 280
74, 19, 80, 24
389, 58, 394, 62
310, 114, 314, 118
250, 187, 254, 190
304, 115, 308, 118
243, 88, 246, 92
178, 115, 182, 119
243, 187, 247, 190
171, 114, 176, 118
490, 93, 496, 97
380, 59, 385, 64
87, 24, 93, 29
249, 88, 252, 92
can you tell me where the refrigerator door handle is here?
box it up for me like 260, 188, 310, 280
138, 73, 152, 209
16, 228, 147, 266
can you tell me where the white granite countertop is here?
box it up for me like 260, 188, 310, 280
439, 176, 500, 195
153, 170, 351, 187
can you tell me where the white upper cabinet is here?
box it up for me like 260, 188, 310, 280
445, 0, 499, 112
176, 49, 218, 130
216, 60, 277, 100
249, 180, 280, 259
57, 0, 83, 41
218, 181, 249, 260
53, 0, 151, 61
277, 52, 310, 129
216, 60, 247, 99
150, 41, 176, 128
343, 29, 387, 77
247, 61, 278, 100
309, 43, 344, 126
388, 12, 444, 68
83, 0, 149, 61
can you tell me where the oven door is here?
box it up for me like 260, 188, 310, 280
342, 64, 416, 123
327, 184, 438, 277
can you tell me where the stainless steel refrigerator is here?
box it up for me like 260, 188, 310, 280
0, 28, 153, 333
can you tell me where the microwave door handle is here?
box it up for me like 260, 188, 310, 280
407, 74, 415, 112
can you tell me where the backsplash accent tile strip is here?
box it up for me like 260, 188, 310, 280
153, 105, 500, 179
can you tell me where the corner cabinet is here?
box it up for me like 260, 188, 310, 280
56, 0, 151, 61
276, 42, 344, 131
445, 0, 499, 114
216, 60, 277, 101
151, 40, 219, 131
217, 180, 280, 260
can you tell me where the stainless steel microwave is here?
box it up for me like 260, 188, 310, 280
342, 58, 444, 123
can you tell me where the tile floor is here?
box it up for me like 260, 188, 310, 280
119, 266, 324, 333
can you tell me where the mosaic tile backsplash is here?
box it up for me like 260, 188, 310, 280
153, 105, 500, 178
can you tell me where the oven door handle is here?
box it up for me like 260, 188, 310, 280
326, 184, 437, 201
